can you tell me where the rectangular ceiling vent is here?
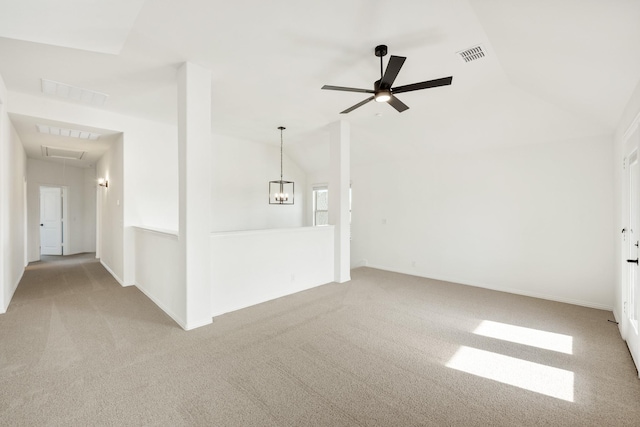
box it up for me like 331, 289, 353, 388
41, 145, 85, 160
37, 124, 101, 140
41, 79, 109, 107
457, 45, 486, 63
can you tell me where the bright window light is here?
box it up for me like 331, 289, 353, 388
474, 320, 573, 355
446, 346, 574, 402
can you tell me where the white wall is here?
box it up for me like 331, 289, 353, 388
133, 227, 184, 326
83, 167, 97, 252
177, 62, 213, 330
614, 79, 640, 322
211, 134, 307, 231
211, 226, 334, 316
0, 76, 27, 313
26, 158, 96, 261
352, 135, 614, 309
97, 134, 124, 284
124, 121, 178, 232
133, 225, 335, 327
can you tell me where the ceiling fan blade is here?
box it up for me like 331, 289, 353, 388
380, 55, 406, 88
392, 76, 453, 94
322, 85, 375, 94
388, 95, 409, 113
340, 96, 375, 114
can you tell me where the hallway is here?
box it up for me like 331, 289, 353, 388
1, 253, 179, 382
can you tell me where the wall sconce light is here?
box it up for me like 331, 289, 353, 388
98, 178, 109, 188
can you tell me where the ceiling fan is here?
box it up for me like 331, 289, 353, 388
322, 44, 453, 114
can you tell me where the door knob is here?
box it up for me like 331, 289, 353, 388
40, 223, 43, 226
627, 259, 639, 264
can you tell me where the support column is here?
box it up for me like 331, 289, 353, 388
178, 62, 212, 330
329, 120, 351, 283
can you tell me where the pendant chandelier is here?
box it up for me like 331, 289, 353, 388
269, 126, 294, 205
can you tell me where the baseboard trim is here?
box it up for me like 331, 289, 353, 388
363, 264, 613, 311
183, 318, 213, 331
351, 259, 368, 269
10, 268, 24, 302
212, 280, 333, 318
134, 281, 188, 330
613, 307, 621, 324
1, 267, 25, 314
212, 302, 256, 318
99, 260, 126, 287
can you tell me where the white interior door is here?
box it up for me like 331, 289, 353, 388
624, 131, 640, 374
40, 186, 62, 256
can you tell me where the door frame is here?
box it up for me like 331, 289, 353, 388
622, 122, 640, 375
96, 185, 101, 259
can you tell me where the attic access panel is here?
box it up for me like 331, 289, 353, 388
41, 145, 85, 160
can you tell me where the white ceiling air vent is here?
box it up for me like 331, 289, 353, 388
41, 145, 85, 160
37, 124, 101, 140
457, 45, 486, 63
41, 79, 109, 107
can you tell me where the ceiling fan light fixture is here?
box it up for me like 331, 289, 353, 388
322, 44, 453, 114
374, 90, 391, 103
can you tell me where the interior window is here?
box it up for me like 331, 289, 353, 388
312, 185, 352, 236
313, 187, 328, 226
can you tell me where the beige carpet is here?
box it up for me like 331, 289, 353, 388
1, 253, 639, 426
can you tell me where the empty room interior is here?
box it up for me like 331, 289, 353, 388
2, 0, 640, 425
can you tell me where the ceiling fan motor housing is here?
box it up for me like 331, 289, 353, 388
375, 45, 388, 57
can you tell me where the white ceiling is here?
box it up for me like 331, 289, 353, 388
0, 0, 638, 169
0, 0, 146, 54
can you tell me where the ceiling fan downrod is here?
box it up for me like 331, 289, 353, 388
375, 44, 388, 79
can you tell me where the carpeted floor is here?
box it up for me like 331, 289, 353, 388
1, 253, 639, 426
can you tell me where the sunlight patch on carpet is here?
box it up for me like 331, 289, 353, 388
473, 320, 573, 354
446, 346, 574, 402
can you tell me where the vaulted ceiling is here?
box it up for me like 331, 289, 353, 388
1, 0, 639, 169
